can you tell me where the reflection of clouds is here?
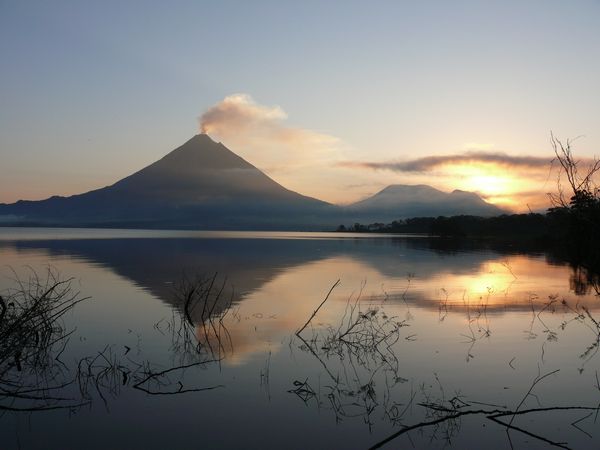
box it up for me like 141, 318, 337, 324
3, 237, 599, 365
195, 321, 281, 367
206, 254, 600, 364
211, 257, 386, 365
378, 256, 600, 314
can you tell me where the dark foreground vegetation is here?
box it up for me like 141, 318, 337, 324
0, 270, 89, 412
0, 269, 230, 413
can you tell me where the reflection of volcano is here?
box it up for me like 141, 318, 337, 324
4, 238, 336, 317
0, 235, 499, 326
3, 235, 591, 314
3, 235, 598, 365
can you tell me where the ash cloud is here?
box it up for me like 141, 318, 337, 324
199, 94, 287, 135
198, 94, 338, 154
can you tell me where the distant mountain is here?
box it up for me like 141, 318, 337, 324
344, 184, 504, 223
0, 134, 333, 229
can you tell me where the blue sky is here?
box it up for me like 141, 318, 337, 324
1, 0, 599, 207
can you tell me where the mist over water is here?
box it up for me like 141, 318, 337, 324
0, 229, 599, 449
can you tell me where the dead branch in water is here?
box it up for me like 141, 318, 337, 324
368, 368, 597, 450
292, 281, 411, 429
132, 357, 224, 395
296, 279, 340, 336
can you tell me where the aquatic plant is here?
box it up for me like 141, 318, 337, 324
0, 268, 89, 411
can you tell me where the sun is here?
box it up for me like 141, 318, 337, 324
443, 163, 523, 203
462, 173, 510, 196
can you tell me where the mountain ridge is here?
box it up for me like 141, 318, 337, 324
1, 135, 505, 229
344, 183, 504, 222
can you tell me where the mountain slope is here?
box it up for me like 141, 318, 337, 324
344, 184, 504, 222
109, 134, 324, 204
0, 134, 332, 229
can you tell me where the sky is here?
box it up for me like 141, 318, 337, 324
1, 0, 599, 210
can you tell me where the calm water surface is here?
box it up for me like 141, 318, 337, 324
0, 228, 599, 449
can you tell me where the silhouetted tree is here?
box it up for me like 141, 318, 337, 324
549, 134, 600, 209
547, 134, 600, 277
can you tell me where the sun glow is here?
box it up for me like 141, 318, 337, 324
462, 174, 510, 196
441, 163, 532, 209
435, 261, 519, 307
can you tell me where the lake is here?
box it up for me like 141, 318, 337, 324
0, 228, 599, 449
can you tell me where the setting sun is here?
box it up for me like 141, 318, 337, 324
441, 163, 529, 208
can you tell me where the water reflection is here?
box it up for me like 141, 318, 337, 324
1, 232, 600, 449
2, 235, 596, 307
2, 235, 598, 365
0, 237, 594, 292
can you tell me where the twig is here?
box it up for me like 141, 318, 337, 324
296, 280, 340, 336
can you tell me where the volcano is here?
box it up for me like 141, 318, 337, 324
0, 134, 333, 229
343, 184, 504, 222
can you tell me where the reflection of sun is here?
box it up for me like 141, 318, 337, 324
444, 262, 516, 301
464, 271, 511, 297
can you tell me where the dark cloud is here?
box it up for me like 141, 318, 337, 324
339, 152, 553, 172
